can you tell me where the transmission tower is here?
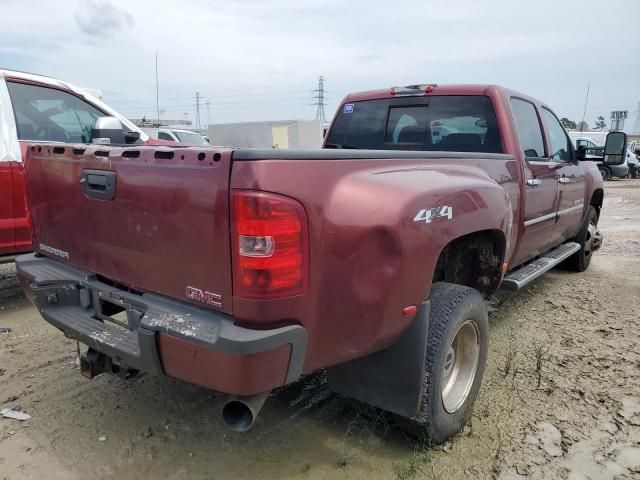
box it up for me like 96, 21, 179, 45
313, 75, 327, 123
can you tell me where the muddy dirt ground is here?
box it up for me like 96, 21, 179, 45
1, 180, 639, 480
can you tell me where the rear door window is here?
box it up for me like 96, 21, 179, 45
510, 98, 546, 159
326, 96, 502, 153
7, 81, 105, 143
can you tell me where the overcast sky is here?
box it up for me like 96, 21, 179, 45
2, 0, 639, 130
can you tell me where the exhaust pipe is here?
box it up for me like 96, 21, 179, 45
222, 392, 270, 432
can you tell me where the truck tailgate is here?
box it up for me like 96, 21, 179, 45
24, 144, 233, 314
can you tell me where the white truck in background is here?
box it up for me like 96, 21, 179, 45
141, 128, 210, 146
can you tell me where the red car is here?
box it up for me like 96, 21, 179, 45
16, 83, 626, 443
0, 68, 169, 263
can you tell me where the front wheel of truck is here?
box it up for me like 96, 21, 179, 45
564, 206, 599, 272
402, 282, 488, 444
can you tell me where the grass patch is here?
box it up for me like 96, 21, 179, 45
533, 343, 551, 389
393, 445, 432, 480
503, 336, 518, 378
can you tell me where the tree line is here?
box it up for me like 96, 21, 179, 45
560, 116, 608, 131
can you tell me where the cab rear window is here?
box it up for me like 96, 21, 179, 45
325, 96, 502, 153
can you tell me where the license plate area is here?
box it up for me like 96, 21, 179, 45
97, 298, 129, 329
92, 294, 143, 332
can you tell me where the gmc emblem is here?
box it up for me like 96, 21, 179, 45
185, 286, 222, 308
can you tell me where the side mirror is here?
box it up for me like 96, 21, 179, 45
124, 130, 141, 143
576, 145, 587, 161
603, 131, 627, 166
91, 116, 126, 144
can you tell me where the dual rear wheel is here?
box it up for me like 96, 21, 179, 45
403, 283, 488, 444
403, 207, 600, 443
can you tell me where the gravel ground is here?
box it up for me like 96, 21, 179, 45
0, 180, 639, 480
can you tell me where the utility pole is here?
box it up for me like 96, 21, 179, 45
155, 52, 160, 134
580, 82, 590, 132
313, 75, 327, 123
195, 91, 201, 130
633, 101, 640, 134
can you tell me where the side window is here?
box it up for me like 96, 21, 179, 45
542, 108, 571, 162
6, 81, 105, 143
510, 98, 545, 159
158, 131, 174, 141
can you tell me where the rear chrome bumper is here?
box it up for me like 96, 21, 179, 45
16, 253, 307, 395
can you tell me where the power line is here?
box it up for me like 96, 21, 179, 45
313, 75, 327, 123
110, 95, 314, 111
107, 90, 315, 106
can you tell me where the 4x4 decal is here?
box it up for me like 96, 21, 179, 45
414, 206, 453, 224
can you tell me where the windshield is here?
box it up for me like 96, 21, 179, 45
174, 131, 209, 145
325, 95, 502, 153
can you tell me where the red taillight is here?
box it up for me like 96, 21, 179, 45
231, 190, 308, 299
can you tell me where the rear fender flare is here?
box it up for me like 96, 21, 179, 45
406, 175, 513, 298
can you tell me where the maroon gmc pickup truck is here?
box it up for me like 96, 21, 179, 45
16, 84, 627, 443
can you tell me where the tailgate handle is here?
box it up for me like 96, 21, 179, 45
81, 169, 117, 201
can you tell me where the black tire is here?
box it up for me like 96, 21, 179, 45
563, 206, 598, 272
402, 282, 488, 444
598, 166, 610, 181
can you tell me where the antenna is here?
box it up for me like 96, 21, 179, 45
580, 82, 590, 132
155, 52, 160, 134
313, 75, 327, 123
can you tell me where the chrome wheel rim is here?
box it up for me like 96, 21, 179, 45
441, 320, 480, 414
584, 222, 597, 259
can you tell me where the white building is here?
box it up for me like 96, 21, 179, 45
207, 120, 323, 149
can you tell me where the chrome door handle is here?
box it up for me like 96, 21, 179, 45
558, 177, 573, 184
526, 178, 542, 186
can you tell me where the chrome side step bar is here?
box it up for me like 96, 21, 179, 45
500, 242, 581, 291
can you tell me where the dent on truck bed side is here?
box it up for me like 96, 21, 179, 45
230, 156, 520, 372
